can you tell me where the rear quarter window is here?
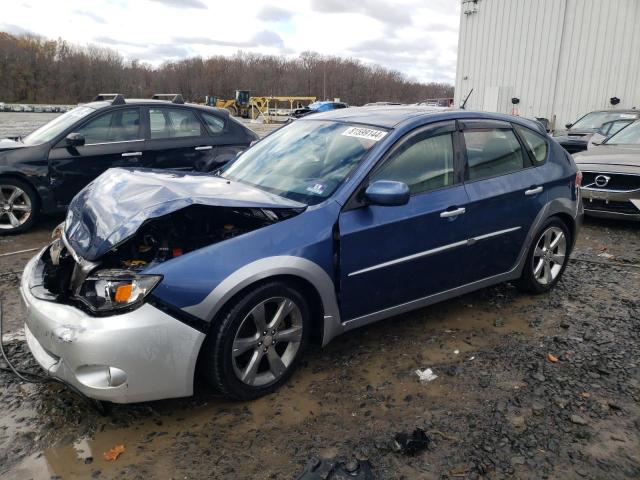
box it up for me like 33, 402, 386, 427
201, 112, 226, 135
514, 125, 548, 164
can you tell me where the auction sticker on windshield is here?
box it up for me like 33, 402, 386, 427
342, 126, 387, 141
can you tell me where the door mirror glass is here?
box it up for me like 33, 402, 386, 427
65, 132, 85, 147
588, 133, 606, 149
364, 180, 410, 206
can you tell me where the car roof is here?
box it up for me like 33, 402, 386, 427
302, 106, 546, 132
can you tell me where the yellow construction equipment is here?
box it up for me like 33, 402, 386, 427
205, 91, 316, 123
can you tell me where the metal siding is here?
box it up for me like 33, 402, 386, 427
455, 0, 640, 129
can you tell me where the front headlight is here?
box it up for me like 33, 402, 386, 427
76, 269, 162, 313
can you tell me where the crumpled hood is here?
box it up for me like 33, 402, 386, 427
65, 167, 305, 261
0, 138, 27, 151
573, 145, 640, 167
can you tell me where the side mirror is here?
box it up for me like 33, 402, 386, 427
565, 123, 573, 129
65, 132, 85, 147
587, 133, 606, 149
364, 180, 410, 207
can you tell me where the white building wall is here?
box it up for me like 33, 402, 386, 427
454, 0, 640, 129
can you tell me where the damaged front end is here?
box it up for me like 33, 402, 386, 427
34, 168, 305, 315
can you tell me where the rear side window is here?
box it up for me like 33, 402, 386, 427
149, 108, 204, 139
372, 132, 455, 194
77, 109, 140, 144
201, 112, 225, 134
514, 125, 548, 164
463, 129, 525, 181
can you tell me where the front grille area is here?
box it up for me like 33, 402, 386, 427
582, 171, 640, 191
585, 198, 640, 215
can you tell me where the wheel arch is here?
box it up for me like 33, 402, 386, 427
184, 255, 343, 347
204, 274, 327, 346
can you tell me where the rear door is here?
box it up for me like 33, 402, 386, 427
338, 121, 472, 320
48, 107, 145, 206
198, 111, 251, 170
460, 119, 547, 280
145, 107, 215, 171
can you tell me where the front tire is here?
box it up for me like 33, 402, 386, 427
202, 281, 311, 400
516, 217, 571, 294
0, 178, 39, 235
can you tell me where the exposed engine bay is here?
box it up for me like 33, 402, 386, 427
40, 205, 302, 302
102, 205, 290, 269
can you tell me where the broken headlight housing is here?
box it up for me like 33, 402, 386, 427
76, 270, 162, 313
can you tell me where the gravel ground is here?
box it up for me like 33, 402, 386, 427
0, 218, 638, 480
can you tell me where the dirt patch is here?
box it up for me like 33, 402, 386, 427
1, 218, 639, 479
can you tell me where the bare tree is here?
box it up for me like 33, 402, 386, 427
0, 32, 454, 105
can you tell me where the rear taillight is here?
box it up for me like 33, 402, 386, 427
576, 170, 582, 187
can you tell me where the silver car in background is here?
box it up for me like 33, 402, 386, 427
573, 120, 640, 221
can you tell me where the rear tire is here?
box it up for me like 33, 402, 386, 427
515, 217, 571, 294
202, 281, 311, 400
0, 178, 39, 235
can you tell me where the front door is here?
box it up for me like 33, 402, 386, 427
338, 122, 472, 321
48, 107, 145, 207
459, 119, 548, 281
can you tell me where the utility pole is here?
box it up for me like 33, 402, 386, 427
323, 64, 326, 101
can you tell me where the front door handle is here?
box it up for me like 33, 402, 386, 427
194, 145, 213, 151
440, 207, 466, 218
121, 151, 142, 157
525, 186, 544, 196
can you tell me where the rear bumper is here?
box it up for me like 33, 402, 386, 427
20, 253, 206, 403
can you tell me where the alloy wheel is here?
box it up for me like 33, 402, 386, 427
0, 185, 32, 230
231, 296, 304, 387
532, 226, 567, 285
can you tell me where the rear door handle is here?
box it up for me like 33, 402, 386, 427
525, 186, 543, 196
194, 145, 213, 151
440, 207, 466, 218
121, 151, 142, 157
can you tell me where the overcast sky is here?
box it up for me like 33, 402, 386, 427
2, 0, 460, 84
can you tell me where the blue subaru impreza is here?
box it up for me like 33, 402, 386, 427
20, 107, 583, 403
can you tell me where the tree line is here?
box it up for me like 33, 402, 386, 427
0, 32, 453, 105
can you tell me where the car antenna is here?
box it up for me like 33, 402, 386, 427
460, 89, 474, 110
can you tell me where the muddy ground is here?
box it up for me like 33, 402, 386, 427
0, 216, 638, 480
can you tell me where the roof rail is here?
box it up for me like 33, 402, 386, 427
152, 93, 185, 104
92, 93, 125, 105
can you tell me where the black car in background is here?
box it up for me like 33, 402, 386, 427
0, 94, 258, 233
553, 109, 640, 154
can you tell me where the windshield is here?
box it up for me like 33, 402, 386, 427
307, 102, 321, 110
221, 120, 386, 204
571, 111, 639, 131
22, 106, 95, 145
606, 121, 640, 145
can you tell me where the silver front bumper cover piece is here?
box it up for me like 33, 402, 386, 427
20, 253, 206, 403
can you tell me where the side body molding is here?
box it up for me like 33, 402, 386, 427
183, 256, 343, 346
